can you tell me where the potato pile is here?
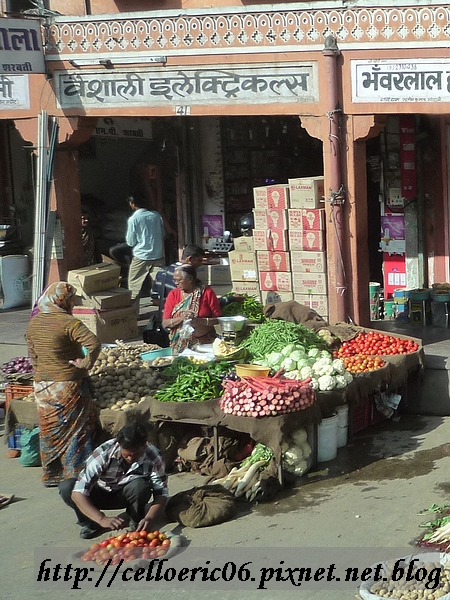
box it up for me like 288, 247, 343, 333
369, 558, 449, 599
89, 342, 167, 411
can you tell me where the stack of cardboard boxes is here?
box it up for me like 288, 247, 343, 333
67, 262, 139, 343
231, 176, 329, 320
287, 177, 328, 320
196, 264, 233, 298
228, 236, 260, 298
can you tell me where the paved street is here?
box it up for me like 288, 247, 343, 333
2, 305, 450, 599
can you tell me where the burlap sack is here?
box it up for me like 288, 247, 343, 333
166, 484, 237, 528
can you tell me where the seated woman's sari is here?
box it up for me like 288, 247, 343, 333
169, 286, 217, 355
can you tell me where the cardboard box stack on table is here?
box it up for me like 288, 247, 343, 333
233, 176, 328, 319
67, 262, 139, 343
197, 263, 233, 299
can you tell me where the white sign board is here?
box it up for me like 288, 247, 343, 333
92, 117, 153, 140
352, 59, 450, 103
0, 75, 30, 110
55, 63, 319, 109
0, 18, 45, 74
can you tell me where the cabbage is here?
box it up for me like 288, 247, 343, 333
307, 347, 320, 359
289, 349, 305, 362
267, 352, 283, 368
281, 357, 296, 372
281, 344, 297, 357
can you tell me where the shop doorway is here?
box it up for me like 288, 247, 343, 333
365, 114, 444, 316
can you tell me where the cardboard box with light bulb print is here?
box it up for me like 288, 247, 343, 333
259, 271, 292, 292
290, 251, 326, 273
253, 185, 290, 210
256, 251, 290, 273
288, 230, 325, 251
253, 209, 288, 230
287, 209, 325, 231
253, 229, 289, 251
292, 273, 328, 294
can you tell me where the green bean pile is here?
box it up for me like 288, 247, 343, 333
239, 320, 328, 361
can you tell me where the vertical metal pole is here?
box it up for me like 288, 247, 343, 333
322, 36, 347, 322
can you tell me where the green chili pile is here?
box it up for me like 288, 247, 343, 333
154, 358, 230, 402
221, 294, 266, 323
239, 319, 328, 361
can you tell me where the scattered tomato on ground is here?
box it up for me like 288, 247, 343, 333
80, 531, 170, 564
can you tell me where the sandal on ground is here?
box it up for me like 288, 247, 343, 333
0, 494, 15, 508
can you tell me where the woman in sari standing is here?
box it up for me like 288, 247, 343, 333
25, 282, 102, 487
162, 264, 222, 354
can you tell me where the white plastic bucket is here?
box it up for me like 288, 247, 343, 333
336, 404, 349, 448
317, 414, 339, 462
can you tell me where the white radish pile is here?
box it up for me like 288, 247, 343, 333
212, 460, 267, 502
219, 375, 316, 417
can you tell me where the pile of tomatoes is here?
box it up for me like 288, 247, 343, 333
334, 332, 419, 359
342, 355, 386, 374
80, 530, 171, 565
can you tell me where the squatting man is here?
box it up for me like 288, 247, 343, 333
59, 423, 168, 539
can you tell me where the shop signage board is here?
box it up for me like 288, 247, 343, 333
54, 63, 319, 109
92, 117, 153, 140
0, 74, 29, 110
0, 18, 45, 74
351, 59, 450, 103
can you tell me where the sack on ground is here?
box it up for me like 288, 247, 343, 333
19, 427, 41, 467
142, 313, 170, 347
166, 484, 237, 528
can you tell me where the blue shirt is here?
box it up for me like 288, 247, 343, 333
126, 208, 164, 261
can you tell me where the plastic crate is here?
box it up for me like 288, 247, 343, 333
5, 383, 34, 411
351, 397, 371, 434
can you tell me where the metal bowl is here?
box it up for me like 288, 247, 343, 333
217, 316, 248, 332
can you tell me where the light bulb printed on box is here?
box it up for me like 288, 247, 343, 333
270, 211, 279, 228
306, 211, 316, 229
306, 232, 316, 249
271, 231, 279, 250
273, 253, 282, 270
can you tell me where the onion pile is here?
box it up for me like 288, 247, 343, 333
2, 356, 33, 375
219, 375, 316, 417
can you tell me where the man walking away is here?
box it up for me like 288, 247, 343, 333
125, 194, 165, 316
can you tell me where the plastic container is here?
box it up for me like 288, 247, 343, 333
369, 282, 381, 320
384, 300, 395, 319
336, 405, 349, 448
317, 413, 339, 462
393, 288, 410, 302
235, 364, 270, 377
140, 347, 173, 362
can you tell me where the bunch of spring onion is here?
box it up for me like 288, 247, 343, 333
219, 374, 316, 417
211, 444, 274, 502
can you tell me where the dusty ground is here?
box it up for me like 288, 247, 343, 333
2, 411, 450, 599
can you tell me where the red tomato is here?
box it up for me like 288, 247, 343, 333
99, 540, 109, 548
161, 539, 171, 547
149, 539, 160, 548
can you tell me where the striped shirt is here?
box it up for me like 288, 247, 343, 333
73, 439, 169, 497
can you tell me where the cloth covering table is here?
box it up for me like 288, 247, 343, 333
5, 340, 423, 465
